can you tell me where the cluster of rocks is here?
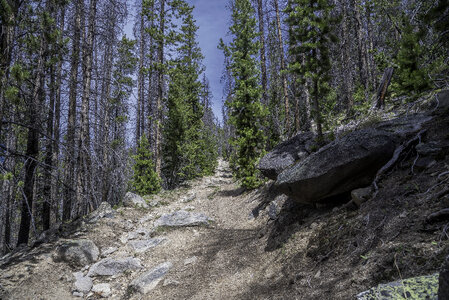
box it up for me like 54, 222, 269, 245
50, 191, 213, 298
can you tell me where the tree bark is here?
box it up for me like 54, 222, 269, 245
76, 0, 97, 216
376, 67, 394, 109
17, 22, 47, 245
273, 0, 290, 137
63, 0, 81, 221
155, 0, 165, 177
137, 6, 145, 144
257, 0, 268, 106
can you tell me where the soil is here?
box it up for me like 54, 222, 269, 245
1, 113, 448, 300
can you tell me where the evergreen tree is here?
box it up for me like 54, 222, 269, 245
393, 19, 430, 96
131, 136, 161, 196
286, 0, 337, 140
163, 4, 217, 188
221, 0, 267, 189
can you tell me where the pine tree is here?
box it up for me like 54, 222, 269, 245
131, 136, 161, 196
163, 4, 217, 187
393, 19, 430, 96
286, 0, 337, 140
222, 0, 267, 189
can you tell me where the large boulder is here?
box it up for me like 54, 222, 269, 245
53, 239, 99, 268
123, 192, 148, 209
274, 113, 433, 204
258, 132, 316, 180
275, 128, 396, 203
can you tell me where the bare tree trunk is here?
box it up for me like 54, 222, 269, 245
257, 0, 268, 106
354, 0, 369, 94
17, 25, 47, 245
76, 0, 97, 216
101, 43, 113, 203
342, 0, 353, 110
155, 0, 165, 177
273, 0, 290, 137
51, 7, 65, 224
376, 67, 394, 109
137, 8, 145, 144
63, 0, 81, 221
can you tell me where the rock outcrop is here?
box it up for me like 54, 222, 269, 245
257, 132, 316, 180
272, 113, 432, 204
53, 239, 100, 268
275, 128, 397, 203
357, 273, 439, 300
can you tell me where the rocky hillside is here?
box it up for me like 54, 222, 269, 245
1, 91, 449, 300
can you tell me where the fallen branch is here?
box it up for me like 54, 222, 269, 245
372, 130, 426, 196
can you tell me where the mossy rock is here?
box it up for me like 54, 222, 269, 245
357, 273, 439, 300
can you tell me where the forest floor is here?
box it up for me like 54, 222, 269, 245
1, 128, 449, 300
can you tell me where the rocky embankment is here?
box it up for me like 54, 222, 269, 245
1, 91, 449, 300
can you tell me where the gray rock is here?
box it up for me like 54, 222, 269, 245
180, 192, 196, 203
154, 210, 211, 228
88, 202, 115, 223
268, 197, 286, 220
357, 273, 439, 300
123, 192, 148, 209
88, 257, 143, 277
129, 262, 172, 294
440, 254, 449, 300
351, 187, 372, 206
129, 238, 166, 253
101, 247, 118, 258
53, 239, 99, 268
92, 283, 111, 298
276, 128, 397, 203
258, 132, 317, 180
73, 291, 84, 298
73, 272, 93, 293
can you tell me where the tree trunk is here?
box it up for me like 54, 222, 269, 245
376, 67, 394, 109
17, 25, 47, 245
76, 0, 97, 216
155, 0, 165, 177
63, 0, 81, 221
342, 0, 354, 110
354, 0, 369, 94
273, 0, 290, 137
257, 0, 268, 106
137, 7, 145, 144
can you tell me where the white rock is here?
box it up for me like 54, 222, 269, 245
73, 272, 93, 293
92, 283, 111, 298
183, 256, 197, 266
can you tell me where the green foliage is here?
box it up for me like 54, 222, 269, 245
221, 0, 267, 189
131, 136, 161, 196
162, 4, 217, 188
286, 0, 338, 138
392, 19, 431, 96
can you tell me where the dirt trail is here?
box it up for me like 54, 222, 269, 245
0, 160, 290, 300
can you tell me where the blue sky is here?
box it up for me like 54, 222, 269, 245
188, 0, 230, 123
124, 0, 231, 123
